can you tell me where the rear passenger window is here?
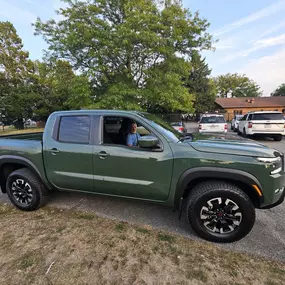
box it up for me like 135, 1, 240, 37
58, 116, 91, 144
252, 113, 284, 120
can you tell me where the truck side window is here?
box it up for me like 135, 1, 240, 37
103, 116, 151, 145
58, 116, 91, 144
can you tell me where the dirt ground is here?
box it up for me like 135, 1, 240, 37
0, 204, 284, 285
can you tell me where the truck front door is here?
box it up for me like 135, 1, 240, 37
44, 114, 94, 192
92, 115, 174, 201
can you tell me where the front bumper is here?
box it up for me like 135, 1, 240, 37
260, 171, 285, 209
261, 188, 285, 209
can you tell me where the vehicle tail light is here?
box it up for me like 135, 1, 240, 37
224, 124, 228, 130
199, 124, 202, 130
248, 122, 253, 128
179, 127, 184, 131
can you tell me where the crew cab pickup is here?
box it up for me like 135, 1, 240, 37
0, 110, 284, 243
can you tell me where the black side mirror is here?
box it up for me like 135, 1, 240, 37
138, 135, 159, 148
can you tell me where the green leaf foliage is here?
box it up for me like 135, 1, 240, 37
0, 21, 40, 129
34, 0, 213, 113
0, 21, 92, 127
271, 84, 285, 97
184, 51, 216, 113
214, 73, 262, 98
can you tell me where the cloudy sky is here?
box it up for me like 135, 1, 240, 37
1, 0, 285, 95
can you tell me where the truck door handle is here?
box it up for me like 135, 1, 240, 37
48, 148, 60, 155
98, 151, 109, 160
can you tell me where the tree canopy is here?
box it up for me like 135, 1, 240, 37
0, 21, 39, 129
34, 0, 213, 113
271, 84, 285, 97
184, 51, 216, 113
0, 21, 92, 128
214, 73, 262, 98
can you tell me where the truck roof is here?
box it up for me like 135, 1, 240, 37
52, 109, 144, 116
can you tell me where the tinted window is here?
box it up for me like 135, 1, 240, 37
58, 116, 90, 144
200, 116, 225, 123
240, 115, 247, 121
171, 122, 183, 126
248, 114, 253, 120
252, 113, 284, 120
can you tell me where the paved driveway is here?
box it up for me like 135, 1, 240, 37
0, 123, 284, 262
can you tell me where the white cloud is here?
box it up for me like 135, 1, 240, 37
221, 33, 285, 63
241, 48, 285, 95
213, 0, 285, 36
0, 0, 37, 24
255, 34, 285, 47
215, 44, 233, 50
258, 20, 285, 38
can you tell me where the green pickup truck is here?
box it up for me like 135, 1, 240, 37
0, 110, 284, 243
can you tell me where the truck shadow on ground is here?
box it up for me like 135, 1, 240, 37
46, 190, 285, 262
48, 190, 193, 237
1, 190, 284, 262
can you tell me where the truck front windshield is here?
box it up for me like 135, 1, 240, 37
138, 113, 182, 143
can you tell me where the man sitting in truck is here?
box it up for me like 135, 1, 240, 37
126, 122, 141, 147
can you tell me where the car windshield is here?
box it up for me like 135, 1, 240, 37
171, 122, 182, 126
138, 113, 181, 142
252, 113, 284, 120
235, 115, 243, 120
200, 116, 225, 123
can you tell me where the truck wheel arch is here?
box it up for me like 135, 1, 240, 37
0, 155, 45, 193
175, 167, 264, 209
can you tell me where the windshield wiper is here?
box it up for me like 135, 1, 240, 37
178, 135, 193, 142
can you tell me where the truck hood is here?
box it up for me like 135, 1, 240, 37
187, 133, 280, 158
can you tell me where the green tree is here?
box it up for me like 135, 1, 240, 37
184, 51, 216, 113
271, 84, 285, 96
214, 73, 262, 98
0, 21, 40, 129
34, 0, 213, 113
34, 60, 92, 121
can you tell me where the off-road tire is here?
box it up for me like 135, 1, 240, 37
185, 181, 255, 243
6, 168, 48, 211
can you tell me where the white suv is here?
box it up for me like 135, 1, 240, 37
238, 111, 285, 141
231, 114, 243, 132
199, 114, 227, 134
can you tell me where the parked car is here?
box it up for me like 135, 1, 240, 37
0, 110, 284, 243
171, 121, 187, 134
199, 114, 227, 134
238, 111, 285, 141
231, 115, 243, 132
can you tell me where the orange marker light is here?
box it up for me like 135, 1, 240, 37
252, 185, 262, 197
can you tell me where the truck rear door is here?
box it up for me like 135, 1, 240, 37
44, 114, 94, 191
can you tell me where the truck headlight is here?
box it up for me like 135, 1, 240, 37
257, 157, 282, 174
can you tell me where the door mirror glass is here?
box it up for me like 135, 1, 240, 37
138, 135, 159, 148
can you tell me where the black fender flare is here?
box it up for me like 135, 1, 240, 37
175, 167, 263, 209
0, 155, 46, 192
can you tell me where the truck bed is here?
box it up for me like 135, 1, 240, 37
0, 132, 43, 141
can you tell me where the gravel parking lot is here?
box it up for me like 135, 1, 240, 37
0, 122, 284, 262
